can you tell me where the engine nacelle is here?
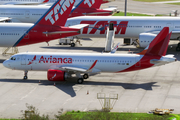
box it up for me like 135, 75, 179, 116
139, 33, 157, 48
47, 69, 65, 81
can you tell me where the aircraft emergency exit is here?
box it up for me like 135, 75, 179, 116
0, 0, 89, 47
3, 27, 176, 84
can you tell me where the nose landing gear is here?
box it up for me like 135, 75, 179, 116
23, 71, 28, 80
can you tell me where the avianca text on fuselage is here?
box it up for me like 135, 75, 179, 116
80, 21, 128, 34
39, 56, 72, 64
45, 0, 74, 25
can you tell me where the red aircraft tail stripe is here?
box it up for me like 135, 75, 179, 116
145, 27, 169, 56
37, 0, 75, 26
78, 0, 102, 9
119, 27, 171, 73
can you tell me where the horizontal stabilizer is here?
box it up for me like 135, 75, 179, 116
68, 24, 89, 29
103, 7, 117, 12
82, 12, 112, 15
43, 31, 79, 35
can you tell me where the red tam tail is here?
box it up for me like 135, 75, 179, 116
37, 0, 75, 26
78, 0, 102, 9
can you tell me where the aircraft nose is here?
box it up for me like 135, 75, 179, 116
3, 60, 10, 68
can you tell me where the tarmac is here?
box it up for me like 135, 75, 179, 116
0, 37, 180, 118
0, 0, 180, 119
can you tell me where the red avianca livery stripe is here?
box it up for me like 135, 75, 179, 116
119, 27, 171, 72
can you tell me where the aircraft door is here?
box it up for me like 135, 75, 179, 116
25, 11, 30, 18
21, 55, 26, 65
166, 23, 174, 31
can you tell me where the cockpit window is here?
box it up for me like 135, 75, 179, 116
10, 57, 16, 60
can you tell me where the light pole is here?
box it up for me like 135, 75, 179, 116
125, 0, 127, 16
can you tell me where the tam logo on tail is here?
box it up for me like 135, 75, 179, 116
84, 0, 95, 7
45, 0, 74, 25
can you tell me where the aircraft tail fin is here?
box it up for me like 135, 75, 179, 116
36, 0, 75, 26
111, 42, 120, 53
138, 27, 171, 56
77, 0, 102, 9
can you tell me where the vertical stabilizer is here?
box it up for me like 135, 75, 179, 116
138, 27, 171, 56
37, 0, 75, 26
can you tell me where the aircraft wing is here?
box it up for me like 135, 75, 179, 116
146, 30, 180, 34
172, 31, 180, 34
50, 60, 101, 73
0, 17, 11, 22
59, 66, 101, 74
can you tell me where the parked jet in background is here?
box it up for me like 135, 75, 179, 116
3, 27, 176, 84
0, 0, 88, 47
0, 0, 116, 23
0, 0, 50, 5
64, 16, 180, 51
0, 0, 113, 5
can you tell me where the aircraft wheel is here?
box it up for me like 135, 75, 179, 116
23, 76, 28, 80
77, 78, 84, 84
176, 47, 180, 51
83, 74, 89, 79
59, 43, 62, 45
71, 43, 75, 47
178, 43, 180, 47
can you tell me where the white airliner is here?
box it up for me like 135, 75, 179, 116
0, 0, 111, 5
0, 0, 52, 5
0, 0, 89, 47
0, 0, 116, 22
3, 27, 176, 84
64, 16, 180, 50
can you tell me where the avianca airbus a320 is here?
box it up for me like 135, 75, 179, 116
3, 27, 176, 84
0, 0, 89, 47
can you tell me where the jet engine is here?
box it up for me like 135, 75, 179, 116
138, 33, 157, 48
47, 69, 66, 81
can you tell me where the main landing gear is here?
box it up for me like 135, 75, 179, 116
76, 73, 89, 84
23, 71, 28, 80
176, 43, 180, 51
83, 73, 89, 79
